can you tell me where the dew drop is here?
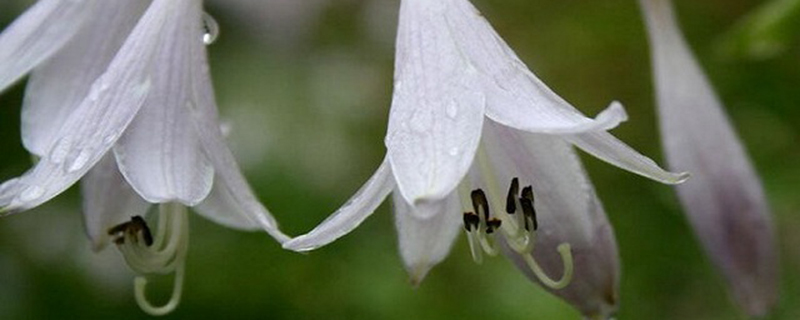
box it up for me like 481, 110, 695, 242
448, 147, 459, 156
446, 101, 458, 119
49, 139, 71, 164
202, 12, 219, 45
66, 149, 91, 173
88, 87, 100, 102
19, 186, 44, 203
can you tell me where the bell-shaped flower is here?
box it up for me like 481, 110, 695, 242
0, 0, 287, 315
639, 0, 778, 316
284, 0, 687, 318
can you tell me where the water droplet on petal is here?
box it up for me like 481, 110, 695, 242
50, 139, 71, 164
66, 149, 91, 173
19, 186, 44, 202
446, 101, 458, 119
202, 12, 219, 45
88, 88, 100, 102
448, 147, 459, 156
99, 79, 110, 91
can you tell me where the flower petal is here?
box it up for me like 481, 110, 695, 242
282, 158, 394, 251
187, 14, 288, 242
0, 0, 94, 92
21, 0, 149, 157
477, 119, 620, 318
114, 0, 214, 206
440, 0, 630, 134
0, 0, 188, 213
565, 131, 689, 184
394, 191, 462, 286
386, 0, 486, 207
640, 0, 778, 315
81, 154, 150, 251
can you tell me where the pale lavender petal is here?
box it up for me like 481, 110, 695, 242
115, 0, 213, 206
0, 0, 94, 92
640, 0, 778, 315
22, 0, 149, 156
440, 0, 630, 134
386, 0, 486, 208
0, 0, 189, 213
566, 130, 689, 184
477, 119, 620, 318
81, 154, 150, 251
283, 158, 394, 251
393, 191, 462, 285
187, 10, 288, 241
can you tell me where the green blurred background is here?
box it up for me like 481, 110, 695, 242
1, 0, 798, 319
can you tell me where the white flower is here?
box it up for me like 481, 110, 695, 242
284, 0, 686, 318
0, 0, 287, 315
639, 0, 778, 316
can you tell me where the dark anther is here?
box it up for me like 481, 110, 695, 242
107, 216, 154, 247
463, 212, 480, 232
485, 218, 502, 234
506, 177, 519, 214
521, 185, 535, 203
520, 186, 538, 231
132, 216, 154, 246
471, 189, 490, 221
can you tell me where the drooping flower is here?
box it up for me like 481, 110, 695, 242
284, 0, 687, 318
0, 0, 287, 315
639, 0, 778, 316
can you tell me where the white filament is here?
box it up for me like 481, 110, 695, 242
115, 203, 189, 316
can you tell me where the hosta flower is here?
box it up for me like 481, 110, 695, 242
284, 0, 687, 318
639, 0, 778, 316
0, 0, 286, 315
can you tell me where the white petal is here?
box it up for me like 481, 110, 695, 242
565, 131, 689, 184
641, 0, 778, 315
282, 158, 394, 251
186, 16, 288, 242
0, 0, 190, 213
394, 191, 462, 286
21, 0, 149, 156
386, 0, 486, 206
114, 0, 213, 206
0, 0, 94, 92
477, 119, 620, 318
81, 154, 150, 251
439, 0, 629, 134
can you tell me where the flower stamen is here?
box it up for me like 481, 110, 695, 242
461, 177, 573, 290
108, 203, 189, 316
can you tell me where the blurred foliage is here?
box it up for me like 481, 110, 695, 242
1, 0, 799, 319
